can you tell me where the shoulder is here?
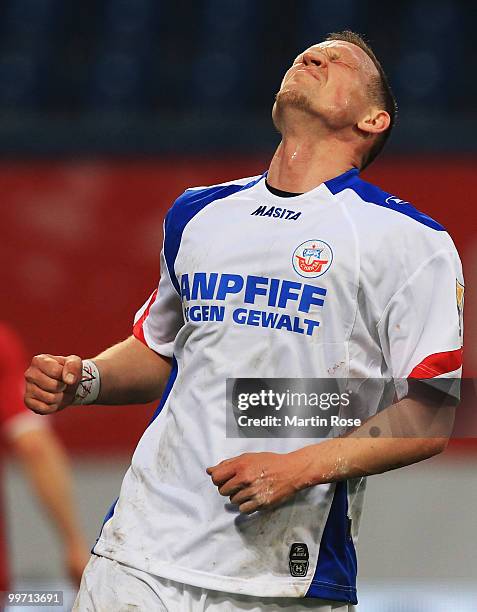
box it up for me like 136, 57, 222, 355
167, 174, 264, 221
328, 172, 461, 286
162, 173, 264, 251
327, 169, 446, 233
184, 174, 265, 192
328, 170, 456, 256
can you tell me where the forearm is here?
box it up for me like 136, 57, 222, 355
92, 335, 172, 405
13, 428, 87, 547
293, 395, 454, 489
25, 335, 171, 415
293, 436, 439, 490
208, 394, 455, 514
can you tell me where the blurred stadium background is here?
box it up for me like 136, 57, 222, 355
0, 0, 476, 610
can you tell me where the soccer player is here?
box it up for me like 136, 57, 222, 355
24, 31, 463, 611
0, 323, 89, 592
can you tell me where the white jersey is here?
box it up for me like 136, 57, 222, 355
93, 168, 463, 605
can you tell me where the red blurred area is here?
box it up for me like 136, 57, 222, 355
0, 157, 475, 456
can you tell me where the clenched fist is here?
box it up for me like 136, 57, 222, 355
24, 354, 83, 414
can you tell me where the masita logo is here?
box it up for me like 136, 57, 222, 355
251, 205, 301, 221
292, 239, 333, 279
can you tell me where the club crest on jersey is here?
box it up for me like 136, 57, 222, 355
292, 239, 333, 278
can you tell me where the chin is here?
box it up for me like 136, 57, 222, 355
275, 89, 317, 115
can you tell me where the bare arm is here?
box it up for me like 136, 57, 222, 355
295, 388, 455, 486
207, 393, 455, 514
93, 336, 172, 405
24, 335, 172, 414
10, 426, 90, 584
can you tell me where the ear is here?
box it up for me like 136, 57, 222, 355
357, 109, 391, 135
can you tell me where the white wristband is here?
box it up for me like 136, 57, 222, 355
72, 360, 101, 405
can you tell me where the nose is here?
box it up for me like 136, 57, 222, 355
302, 50, 327, 68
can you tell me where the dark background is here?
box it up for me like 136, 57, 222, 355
0, 0, 475, 155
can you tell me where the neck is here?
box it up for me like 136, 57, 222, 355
267, 133, 359, 193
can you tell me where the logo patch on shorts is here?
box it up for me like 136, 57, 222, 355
292, 240, 333, 278
289, 542, 309, 577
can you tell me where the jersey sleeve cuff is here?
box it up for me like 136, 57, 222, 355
133, 323, 174, 358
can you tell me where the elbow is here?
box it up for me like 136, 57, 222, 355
422, 436, 450, 458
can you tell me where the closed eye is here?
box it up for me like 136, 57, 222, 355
331, 56, 357, 70
324, 49, 358, 69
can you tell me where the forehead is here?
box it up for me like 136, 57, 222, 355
300, 40, 378, 77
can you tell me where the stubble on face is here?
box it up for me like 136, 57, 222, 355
275, 88, 317, 115
272, 88, 321, 133
273, 86, 352, 134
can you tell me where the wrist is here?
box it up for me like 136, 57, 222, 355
289, 447, 320, 491
72, 359, 101, 405
292, 441, 339, 489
